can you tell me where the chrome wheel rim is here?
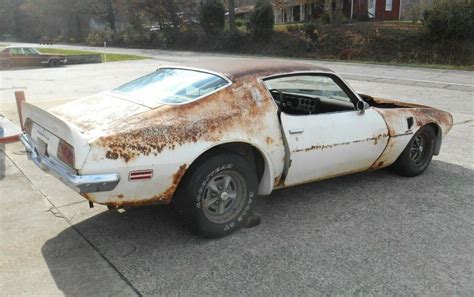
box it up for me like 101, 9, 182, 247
202, 171, 247, 224
410, 133, 428, 165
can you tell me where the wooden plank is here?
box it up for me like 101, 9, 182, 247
0, 115, 22, 144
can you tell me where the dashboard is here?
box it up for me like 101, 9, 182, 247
269, 89, 355, 115
270, 90, 321, 115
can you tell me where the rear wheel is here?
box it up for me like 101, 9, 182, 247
173, 153, 258, 238
49, 59, 60, 67
392, 125, 436, 177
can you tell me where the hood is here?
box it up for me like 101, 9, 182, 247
359, 93, 431, 109
49, 92, 152, 140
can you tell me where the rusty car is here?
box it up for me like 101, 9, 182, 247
0, 47, 66, 69
19, 59, 453, 237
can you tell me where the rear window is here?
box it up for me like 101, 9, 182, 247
113, 68, 229, 106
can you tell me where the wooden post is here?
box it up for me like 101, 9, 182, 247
15, 91, 25, 131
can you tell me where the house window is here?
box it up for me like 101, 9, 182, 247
385, 0, 393, 11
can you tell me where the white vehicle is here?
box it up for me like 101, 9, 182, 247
20, 59, 453, 237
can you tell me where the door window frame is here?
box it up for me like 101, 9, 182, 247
261, 71, 365, 112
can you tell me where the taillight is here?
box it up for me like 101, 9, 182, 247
57, 140, 75, 168
24, 118, 33, 136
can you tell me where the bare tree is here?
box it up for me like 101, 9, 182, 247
22, 0, 120, 40
131, 0, 180, 29
228, 0, 236, 33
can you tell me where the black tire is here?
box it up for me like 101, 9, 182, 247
392, 125, 436, 177
49, 59, 60, 67
0, 60, 11, 70
173, 152, 258, 238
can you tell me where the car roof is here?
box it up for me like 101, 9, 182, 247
178, 58, 333, 81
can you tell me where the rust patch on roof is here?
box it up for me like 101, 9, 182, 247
183, 58, 332, 80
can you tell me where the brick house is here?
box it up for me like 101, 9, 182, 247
235, 0, 412, 24
346, 0, 402, 20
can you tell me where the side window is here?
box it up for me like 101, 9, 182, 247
264, 74, 355, 116
22, 48, 36, 55
9, 48, 23, 56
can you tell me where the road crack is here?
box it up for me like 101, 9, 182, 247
453, 120, 474, 126
4, 151, 143, 297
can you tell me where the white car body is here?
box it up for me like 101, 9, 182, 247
20, 59, 453, 208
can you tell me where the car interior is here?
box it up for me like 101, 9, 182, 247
264, 74, 356, 115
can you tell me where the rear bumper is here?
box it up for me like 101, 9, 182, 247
19, 133, 120, 193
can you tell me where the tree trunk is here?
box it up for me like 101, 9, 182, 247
75, 14, 83, 41
106, 0, 116, 33
228, 0, 236, 33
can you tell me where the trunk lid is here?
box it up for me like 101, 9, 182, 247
22, 93, 151, 169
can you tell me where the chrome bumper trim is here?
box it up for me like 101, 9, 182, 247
19, 133, 120, 193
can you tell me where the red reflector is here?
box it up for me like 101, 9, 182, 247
57, 139, 75, 168
129, 170, 153, 181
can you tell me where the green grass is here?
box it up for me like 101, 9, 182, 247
102, 53, 148, 62
36, 48, 149, 62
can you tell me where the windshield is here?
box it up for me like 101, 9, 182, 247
113, 68, 229, 106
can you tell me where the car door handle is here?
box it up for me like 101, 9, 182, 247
289, 128, 304, 134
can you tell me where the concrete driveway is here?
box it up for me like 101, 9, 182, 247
1, 47, 473, 296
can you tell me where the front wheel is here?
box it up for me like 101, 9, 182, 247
0, 60, 11, 70
174, 153, 258, 238
392, 125, 436, 177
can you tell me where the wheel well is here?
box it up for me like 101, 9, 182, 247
425, 123, 442, 155
189, 142, 266, 183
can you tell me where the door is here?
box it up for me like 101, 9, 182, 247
263, 73, 388, 186
280, 109, 388, 185
22, 48, 44, 66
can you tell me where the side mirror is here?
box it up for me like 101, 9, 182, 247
356, 100, 370, 115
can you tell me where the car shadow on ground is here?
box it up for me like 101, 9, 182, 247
41, 160, 474, 295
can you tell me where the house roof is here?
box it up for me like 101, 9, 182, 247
181, 58, 333, 80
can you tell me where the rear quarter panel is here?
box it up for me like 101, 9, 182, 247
82, 75, 285, 206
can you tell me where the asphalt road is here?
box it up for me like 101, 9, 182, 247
1, 45, 473, 296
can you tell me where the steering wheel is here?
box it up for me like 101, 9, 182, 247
269, 89, 285, 108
